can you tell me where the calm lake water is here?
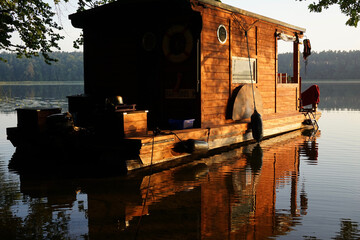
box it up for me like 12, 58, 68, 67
1, 81, 360, 239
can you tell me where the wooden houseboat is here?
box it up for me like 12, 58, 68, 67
7, 0, 320, 172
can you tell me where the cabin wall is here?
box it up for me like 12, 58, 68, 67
200, 10, 230, 127
83, 27, 139, 102
276, 84, 299, 113
256, 22, 276, 115
79, 1, 203, 129
198, 5, 302, 128
73, 0, 303, 130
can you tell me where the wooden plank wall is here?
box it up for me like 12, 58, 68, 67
200, 8, 230, 127
199, 5, 302, 128
256, 21, 276, 115
84, 28, 139, 102
276, 84, 299, 113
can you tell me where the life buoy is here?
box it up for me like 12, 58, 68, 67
162, 25, 193, 63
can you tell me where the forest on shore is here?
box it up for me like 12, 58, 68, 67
0, 50, 359, 81
0, 52, 83, 82
278, 50, 360, 80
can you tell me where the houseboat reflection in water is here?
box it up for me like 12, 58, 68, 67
12, 129, 319, 239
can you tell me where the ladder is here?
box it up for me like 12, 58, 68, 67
301, 108, 319, 131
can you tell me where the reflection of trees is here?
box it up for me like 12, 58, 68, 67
0, 168, 75, 239
0, 84, 83, 113
0, 159, 21, 239
303, 82, 360, 110
0, 196, 73, 239
0, 198, 71, 240
333, 219, 360, 240
304, 218, 360, 240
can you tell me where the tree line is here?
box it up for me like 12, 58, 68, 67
0, 52, 83, 82
1, 50, 360, 82
278, 50, 360, 80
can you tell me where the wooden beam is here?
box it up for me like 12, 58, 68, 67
275, 30, 278, 113
293, 39, 300, 110
293, 40, 300, 84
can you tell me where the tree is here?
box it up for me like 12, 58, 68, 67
300, 0, 360, 27
0, 0, 114, 64
0, 0, 65, 64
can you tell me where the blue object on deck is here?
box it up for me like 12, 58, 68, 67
169, 119, 195, 130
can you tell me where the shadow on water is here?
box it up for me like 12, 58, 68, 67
8, 144, 131, 178
0, 129, 334, 240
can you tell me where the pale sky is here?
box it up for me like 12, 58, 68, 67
57, 0, 360, 53
223, 0, 360, 53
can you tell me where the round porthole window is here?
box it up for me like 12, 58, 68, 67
217, 25, 227, 44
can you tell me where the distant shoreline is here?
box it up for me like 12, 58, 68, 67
1, 80, 359, 86
303, 79, 360, 84
0, 81, 84, 86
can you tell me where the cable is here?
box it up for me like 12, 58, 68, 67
170, 131, 183, 142
134, 135, 155, 240
245, 30, 257, 111
232, 14, 258, 111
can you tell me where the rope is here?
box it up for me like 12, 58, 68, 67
170, 131, 183, 142
134, 136, 155, 240
206, 127, 211, 143
244, 30, 257, 111
232, 14, 259, 111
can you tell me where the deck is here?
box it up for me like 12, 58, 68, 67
124, 111, 321, 171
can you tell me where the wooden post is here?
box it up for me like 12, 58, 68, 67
275, 31, 278, 113
293, 39, 300, 110
293, 40, 300, 83
229, 18, 232, 98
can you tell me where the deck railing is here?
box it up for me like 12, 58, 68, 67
277, 73, 300, 84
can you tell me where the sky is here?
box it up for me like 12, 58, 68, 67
57, 0, 360, 53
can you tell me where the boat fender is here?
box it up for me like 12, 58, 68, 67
175, 139, 209, 154
251, 109, 263, 142
184, 139, 209, 154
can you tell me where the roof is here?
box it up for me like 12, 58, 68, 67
69, 0, 306, 33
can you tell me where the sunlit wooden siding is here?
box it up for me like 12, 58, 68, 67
200, 8, 230, 127
198, 4, 302, 128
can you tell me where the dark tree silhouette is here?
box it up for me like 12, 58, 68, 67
299, 0, 360, 27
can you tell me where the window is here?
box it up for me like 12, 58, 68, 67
232, 57, 257, 84
217, 25, 228, 44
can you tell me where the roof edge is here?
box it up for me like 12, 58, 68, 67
197, 0, 306, 33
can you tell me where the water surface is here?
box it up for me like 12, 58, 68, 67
1, 81, 360, 239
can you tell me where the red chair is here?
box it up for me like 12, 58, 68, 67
299, 85, 320, 129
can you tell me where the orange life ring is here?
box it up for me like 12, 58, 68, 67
162, 25, 193, 63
